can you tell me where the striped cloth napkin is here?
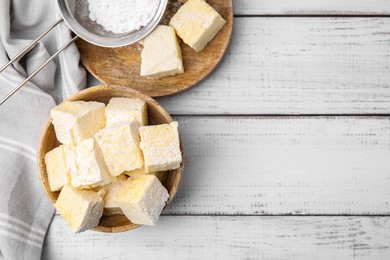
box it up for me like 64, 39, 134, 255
0, 0, 86, 259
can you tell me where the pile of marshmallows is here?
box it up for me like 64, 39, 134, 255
140, 0, 226, 79
44, 97, 182, 233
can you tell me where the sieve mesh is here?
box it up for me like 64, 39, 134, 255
71, 0, 133, 38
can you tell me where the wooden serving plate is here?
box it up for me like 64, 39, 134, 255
76, 0, 233, 97
37, 85, 184, 233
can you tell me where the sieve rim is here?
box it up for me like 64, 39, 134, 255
57, 0, 169, 48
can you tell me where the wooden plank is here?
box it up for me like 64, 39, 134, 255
233, 0, 390, 15
54, 117, 390, 215
154, 18, 390, 115
163, 117, 390, 215
43, 216, 390, 259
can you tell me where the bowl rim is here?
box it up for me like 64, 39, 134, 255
37, 85, 184, 233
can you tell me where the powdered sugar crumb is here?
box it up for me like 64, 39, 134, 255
88, 0, 160, 34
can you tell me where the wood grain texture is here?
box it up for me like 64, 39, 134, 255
38, 85, 184, 232
155, 17, 390, 115
46, 0, 390, 258
48, 116, 390, 215
159, 117, 390, 215
43, 216, 390, 259
87, 17, 390, 115
233, 0, 390, 15
77, 0, 233, 97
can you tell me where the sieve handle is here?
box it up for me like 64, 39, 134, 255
0, 19, 63, 75
0, 18, 79, 106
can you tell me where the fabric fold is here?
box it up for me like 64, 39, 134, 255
0, 0, 87, 259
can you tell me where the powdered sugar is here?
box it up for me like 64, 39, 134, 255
88, 0, 161, 34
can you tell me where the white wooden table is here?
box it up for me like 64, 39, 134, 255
42, 1, 390, 259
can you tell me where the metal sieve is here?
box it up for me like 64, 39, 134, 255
0, 0, 168, 105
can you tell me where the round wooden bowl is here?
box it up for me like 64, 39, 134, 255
37, 85, 184, 233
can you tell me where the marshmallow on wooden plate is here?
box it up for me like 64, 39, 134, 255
140, 25, 184, 79
170, 0, 226, 52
